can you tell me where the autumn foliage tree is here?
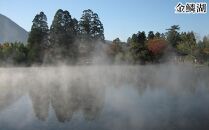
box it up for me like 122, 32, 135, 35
147, 39, 167, 62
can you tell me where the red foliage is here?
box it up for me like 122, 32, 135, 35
147, 39, 167, 55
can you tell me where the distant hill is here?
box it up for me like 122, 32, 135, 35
0, 14, 28, 43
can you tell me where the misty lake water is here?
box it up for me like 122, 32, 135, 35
0, 64, 209, 130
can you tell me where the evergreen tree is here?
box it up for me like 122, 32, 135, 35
177, 31, 196, 55
129, 31, 150, 64
79, 9, 104, 42
50, 9, 78, 62
136, 31, 146, 44
91, 13, 104, 41
197, 36, 209, 61
28, 12, 49, 63
155, 32, 161, 39
72, 18, 79, 36
166, 25, 180, 47
148, 31, 155, 40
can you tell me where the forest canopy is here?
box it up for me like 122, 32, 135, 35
0, 9, 209, 66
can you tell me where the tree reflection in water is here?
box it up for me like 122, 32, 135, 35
0, 65, 209, 129
29, 76, 105, 122
29, 82, 50, 121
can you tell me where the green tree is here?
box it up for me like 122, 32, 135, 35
137, 31, 146, 44
28, 12, 49, 63
155, 32, 161, 39
203, 36, 209, 48
79, 9, 104, 42
72, 18, 79, 36
148, 31, 155, 40
177, 32, 196, 55
78, 9, 104, 56
79, 9, 93, 41
129, 31, 150, 64
160, 33, 166, 40
166, 25, 181, 47
198, 36, 209, 61
0, 42, 28, 65
90, 13, 104, 41
50, 9, 78, 62
13, 42, 29, 64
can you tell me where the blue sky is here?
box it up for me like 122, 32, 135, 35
0, 0, 208, 41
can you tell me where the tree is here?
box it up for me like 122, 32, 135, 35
155, 32, 161, 39
137, 31, 146, 44
160, 33, 166, 40
177, 32, 196, 55
50, 9, 78, 62
13, 43, 29, 64
78, 9, 104, 56
166, 25, 181, 47
203, 36, 209, 48
79, 9, 104, 42
129, 31, 150, 64
28, 12, 49, 63
91, 13, 104, 41
72, 18, 79, 36
148, 31, 155, 40
79, 9, 93, 40
198, 36, 209, 61
0, 42, 28, 65
147, 39, 167, 62
110, 38, 122, 57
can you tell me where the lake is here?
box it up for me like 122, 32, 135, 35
0, 64, 209, 130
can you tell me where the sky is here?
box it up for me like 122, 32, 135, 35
0, 0, 209, 41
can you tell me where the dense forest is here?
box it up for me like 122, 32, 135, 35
0, 9, 209, 66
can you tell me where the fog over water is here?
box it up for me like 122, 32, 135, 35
0, 64, 209, 130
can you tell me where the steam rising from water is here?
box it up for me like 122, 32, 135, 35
0, 64, 209, 130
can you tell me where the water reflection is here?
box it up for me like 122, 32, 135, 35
29, 84, 50, 121
28, 76, 105, 122
0, 65, 209, 130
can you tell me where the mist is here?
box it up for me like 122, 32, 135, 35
0, 64, 209, 130
1, 0, 209, 129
